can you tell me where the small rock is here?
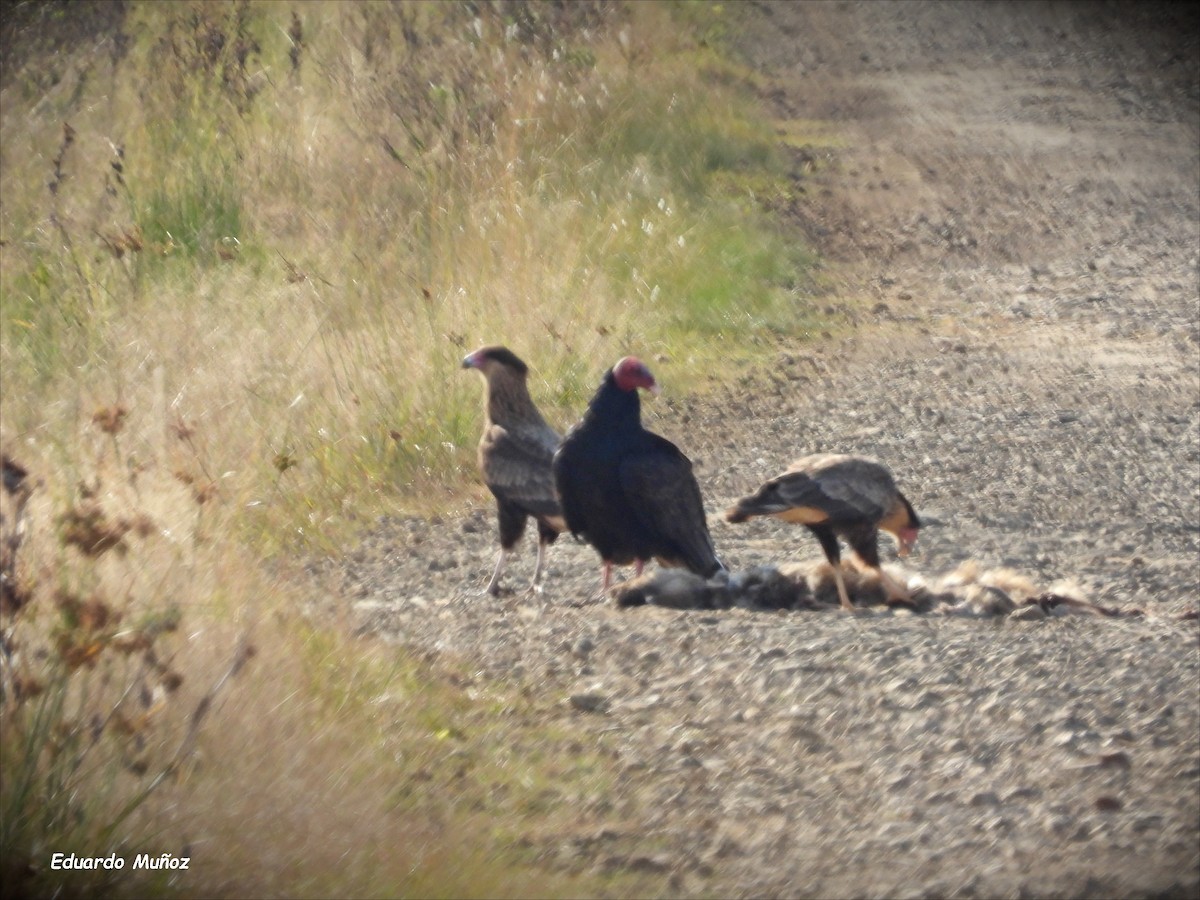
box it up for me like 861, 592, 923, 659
569, 693, 610, 714
1007, 786, 1042, 801
1098, 750, 1132, 769
627, 854, 672, 873
1094, 795, 1123, 812
1045, 814, 1073, 836
1132, 815, 1165, 833
1059, 712, 1091, 731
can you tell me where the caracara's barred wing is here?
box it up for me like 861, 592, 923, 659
480, 423, 563, 523
729, 454, 898, 525
619, 436, 723, 577
787, 454, 898, 521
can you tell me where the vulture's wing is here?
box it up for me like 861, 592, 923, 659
619, 435, 721, 575
481, 423, 562, 521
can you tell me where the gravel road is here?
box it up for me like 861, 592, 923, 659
334, 3, 1199, 897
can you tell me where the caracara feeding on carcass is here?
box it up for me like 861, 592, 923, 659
725, 453, 921, 611
462, 346, 566, 595
553, 356, 725, 592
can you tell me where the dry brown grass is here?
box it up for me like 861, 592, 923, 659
1, 427, 651, 898
1, 2, 809, 895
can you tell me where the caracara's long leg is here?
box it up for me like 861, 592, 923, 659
811, 525, 855, 611
526, 519, 562, 595
529, 539, 547, 594
485, 548, 509, 596
830, 566, 854, 611
489, 501, 527, 596
847, 527, 912, 604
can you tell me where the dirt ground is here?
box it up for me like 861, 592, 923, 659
336, 3, 1199, 897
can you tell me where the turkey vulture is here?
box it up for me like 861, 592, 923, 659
725, 453, 921, 610
553, 356, 724, 591
462, 346, 566, 594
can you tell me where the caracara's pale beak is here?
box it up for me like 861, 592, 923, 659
461, 353, 477, 369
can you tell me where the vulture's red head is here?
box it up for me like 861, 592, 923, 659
612, 357, 660, 395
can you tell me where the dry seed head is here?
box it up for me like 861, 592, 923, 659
130, 513, 156, 539
55, 589, 119, 632
2, 454, 30, 496
191, 481, 218, 505
12, 674, 45, 702
170, 417, 196, 441
112, 630, 153, 654
283, 258, 307, 283
161, 671, 184, 692
92, 404, 128, 435
1, 577, 34, 616
55, 632, 106, 670
59, 503, 132, 557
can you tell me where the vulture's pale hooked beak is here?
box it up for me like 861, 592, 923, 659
461, 353, 477, 369
646, 381, 662, 397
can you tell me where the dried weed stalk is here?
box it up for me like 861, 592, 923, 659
1, 422, 248, 880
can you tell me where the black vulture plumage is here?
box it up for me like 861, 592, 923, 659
553, 357, 724, 591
